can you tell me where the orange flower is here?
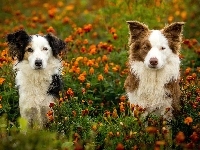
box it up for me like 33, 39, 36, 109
66, 88, 74, 97
47, 26, 56, 34
192, 73, 197, 79
47, 115, 54, 121
76, 27, 84, 35
113, 33, 118, 40
89, 45, 97, 55
62, 16, 70, 24
190, 132, 199, 143
109, 27, 116, 34
0, 104, 2, 109
0, 78, 5, 85
83, 39, 88, 45
96, 57, 101, 63
175, 131, 185, 144
146, 126, 157, 134
83, 24, 92, 32
155, 140, 166, 147
112, 66, 118, 72
120, 95, 126, 102
73, 61, 79, 67
48, 8, 57, 18
102, 55, 108, 62
86, 82, 91, 88
81, 46, 87, 53
46, 110, 54, 121
185, 67, 191, 75
116, 143, 125, 150
119, 102, 125, 112
78, 74, 86, 82
91, 124, 98, 131
87, 59, 94, 66
75, 67, 81, 74
107, 45, 113, 52
112, 108, 118, 118
104, 64, 109, 74
65, 4, 74, 11
98, 74, 104, 81
89, 67, 94, 75
184, 116, 193, 125
89, 47, 97, 55
47, 110, 53, 116
65, 35, 73, 42
1, 49, 8, 57
168, 15, 174, 23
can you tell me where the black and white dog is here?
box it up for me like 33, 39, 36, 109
7, 30, 66, 128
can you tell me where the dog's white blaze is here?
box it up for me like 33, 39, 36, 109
128, 30, 180, 118
144, 30, 171, 69
28, 35, 52, 69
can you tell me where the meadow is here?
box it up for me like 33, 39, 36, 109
0, 0, 199, 149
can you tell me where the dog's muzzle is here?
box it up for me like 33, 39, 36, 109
35, 59, 43, 69
148, 57, 158, 68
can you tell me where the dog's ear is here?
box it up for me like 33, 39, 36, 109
162, 22, 184, 53
6, 30, 30, 61
127, 21, 149, 42
162, 22, 184, 40
45, 33, 66, 57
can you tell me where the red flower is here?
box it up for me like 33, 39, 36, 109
49, 103, 55, 108
116, 143, 125, 150
175, 131, 185, 144
190, 132, 199, 143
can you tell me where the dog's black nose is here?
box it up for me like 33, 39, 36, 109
35, 59, 42, 67
149, 57, 158, 66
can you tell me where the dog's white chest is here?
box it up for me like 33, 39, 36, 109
15, 63, 57, 107
128, 58, 180, 110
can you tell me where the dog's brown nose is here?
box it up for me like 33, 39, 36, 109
149, 57, 158, 66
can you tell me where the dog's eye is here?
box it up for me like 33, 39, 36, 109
43, 47, 48, 51
27, 48, 33, 52
161, 47, 166, 50
143, 46, 147, 50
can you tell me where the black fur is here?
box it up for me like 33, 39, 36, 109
7, 31, 66, 61
45, 33, 66, 57
47, 74, 62, 98
6, 30, 30, 61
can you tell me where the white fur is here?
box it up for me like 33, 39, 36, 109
144, 30, 172, 69
128, 30, 180, 119
14, 36, 62, 127
27, 35, 52, 69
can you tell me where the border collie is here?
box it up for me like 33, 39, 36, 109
7, 30, 66, 128
124, 21, 184, 120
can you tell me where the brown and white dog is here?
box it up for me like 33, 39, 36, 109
124, 21, 184, 120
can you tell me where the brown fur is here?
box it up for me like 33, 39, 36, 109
124, 69, 139, 92
162, 22, 184, 54
6, 30, 30, 61
125, 21, 184, 117
165, 80, 181, 112
125, 21, 151, 92
23, 44, 32, 61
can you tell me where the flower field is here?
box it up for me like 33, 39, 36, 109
0, 0, 200, 149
